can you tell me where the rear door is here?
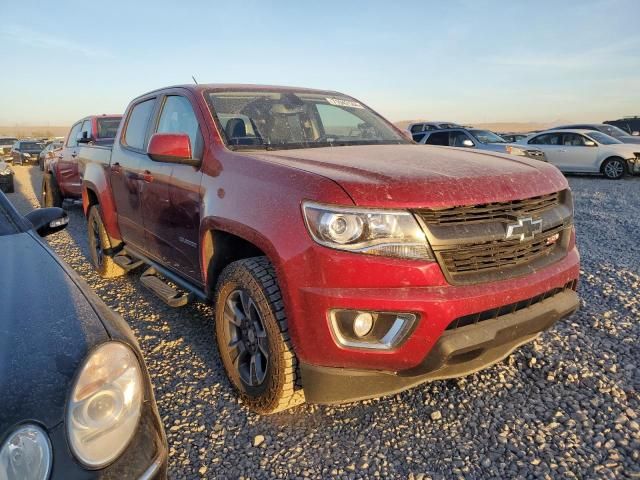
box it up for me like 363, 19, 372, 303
140, 93, 205, 282
110, 98, 157, 248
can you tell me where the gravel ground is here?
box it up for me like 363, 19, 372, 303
6, 166, 639, 480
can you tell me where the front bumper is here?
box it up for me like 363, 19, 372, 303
627, 157, 640, 175
301, 289, 579, 404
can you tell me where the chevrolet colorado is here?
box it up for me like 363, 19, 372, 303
78, 84, 580, 414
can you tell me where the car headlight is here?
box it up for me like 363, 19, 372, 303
302, 201, 434, 260
0, 424, 52, 480
67, 342, 143, 469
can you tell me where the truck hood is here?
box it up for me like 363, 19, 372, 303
252, 144, 568, 208
0, 232, 108, 430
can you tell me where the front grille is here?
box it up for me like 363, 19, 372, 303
416, 191, 560, 225
445, 280, 577, 331
438, 224, 566, 276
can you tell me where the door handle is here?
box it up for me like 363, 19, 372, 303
142, 170, 154, 183
112, 162, 122, 174
558, 149, 566, 152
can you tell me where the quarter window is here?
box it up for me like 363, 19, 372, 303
124, 99, 155, 150
80, 120, 92, 140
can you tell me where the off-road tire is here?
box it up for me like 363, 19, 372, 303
215, 256, 305, 414
87, 205, 126, 278
601, 157, 626, 180
42, 173, 63, 208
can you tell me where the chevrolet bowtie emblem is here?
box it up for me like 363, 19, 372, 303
505, 217, 542, 242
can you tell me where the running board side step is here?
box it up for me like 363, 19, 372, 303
140, 267, 192, 307
113, 253, 144, 272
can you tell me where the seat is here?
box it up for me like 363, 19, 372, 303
225, 118, 247, 140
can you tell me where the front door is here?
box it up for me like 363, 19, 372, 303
558, 133, 598, 172
109, 98, 156, 248
140, 94, 204, 283
56, 122, 82, 197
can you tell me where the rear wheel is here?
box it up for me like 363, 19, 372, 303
41, 173, 63, 208
215, 256, 305, 414
87, 205, 126, 278
601, 157, 625, 179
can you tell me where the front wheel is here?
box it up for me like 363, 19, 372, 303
601, 157, 626, 179
87, 205, 126, 278
215, 257, 305, 414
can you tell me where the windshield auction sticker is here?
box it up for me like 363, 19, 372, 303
326, 98, 364, 109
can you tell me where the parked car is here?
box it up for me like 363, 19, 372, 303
77, 84, 579, 413
0, 137, 18, 159
499, 132, 530, 143
408, 121, 463, 141
10, 140, 44, 165
38, 141, 63, 171
0, 191, 167, 479
550, 123, 640, 144
604, 116, 640, 136
0, 160, 14, 193
519, 129, 640, 179
418, 127, 547, 161
42, 115, 122, 207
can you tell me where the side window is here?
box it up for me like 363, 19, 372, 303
450, 131, 472, 147
562, 133, 585, 146
80, 120, 92, 140
124, 99, 155, 150
529, 133, 559, 145
424, 131, 449, 146
156, 96, 201, 155
410, 124, 423, 133
67, 122, 82, 147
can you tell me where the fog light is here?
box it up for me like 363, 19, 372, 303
353, 312, 374, 337
329, 309, 417, 350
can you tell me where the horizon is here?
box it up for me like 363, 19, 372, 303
1, 0, 639, 126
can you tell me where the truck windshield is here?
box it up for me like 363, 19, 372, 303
97, 117, 121, 138
206, 90, 408, 150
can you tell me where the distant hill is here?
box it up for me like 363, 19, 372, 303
395, 120, 559, 133
0, 125, 69, 138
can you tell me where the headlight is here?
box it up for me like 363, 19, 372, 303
67, 342, 143, 469
302, 201, 434, 260
22, 153, 31, 158
0, 424, 52, 480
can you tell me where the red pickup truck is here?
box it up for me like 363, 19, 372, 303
78, 84, 580, 414
42, 114, 121, 207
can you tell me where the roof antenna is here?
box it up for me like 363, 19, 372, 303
192, 76, 198, 85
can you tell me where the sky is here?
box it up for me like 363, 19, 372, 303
1, 0, 639, 126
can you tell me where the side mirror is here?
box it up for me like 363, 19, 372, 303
148, 133, 200, 166
584, 140, 597, 147
25, 207, 69, 237
462, 139, 475, 147
77, 132, 92, 144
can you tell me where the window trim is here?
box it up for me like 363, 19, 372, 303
66, 121, 83, 148
120, 97, 158, 153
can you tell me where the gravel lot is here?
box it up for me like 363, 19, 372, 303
6, 166, 639, 479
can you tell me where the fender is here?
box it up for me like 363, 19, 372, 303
81, 162, 122, 242
199, 216, 283, 292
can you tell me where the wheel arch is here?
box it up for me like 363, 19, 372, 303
200, 218, 283, 296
